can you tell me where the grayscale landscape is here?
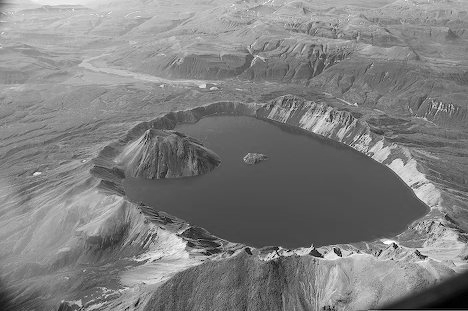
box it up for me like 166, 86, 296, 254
0, 0, 467, 310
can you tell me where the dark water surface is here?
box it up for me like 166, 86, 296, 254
124, 116, 427, 248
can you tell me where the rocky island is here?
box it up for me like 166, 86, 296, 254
243, 153, 268, 165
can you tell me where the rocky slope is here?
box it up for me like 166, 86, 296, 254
144, 251, 453, 311
93, 0, 467, 130
116, 129, 220, 179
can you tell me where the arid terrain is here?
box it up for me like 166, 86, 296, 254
0, 0, 467, 310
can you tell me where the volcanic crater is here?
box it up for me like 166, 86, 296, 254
91, 96, 440, 252
123, 112, 428, 248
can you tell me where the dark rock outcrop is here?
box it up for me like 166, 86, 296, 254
333, 247, 342, 257
309, 247, 324, 258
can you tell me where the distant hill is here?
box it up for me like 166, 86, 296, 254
1, 0, 40, 11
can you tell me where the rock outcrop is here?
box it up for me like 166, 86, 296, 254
243, 152, 268, 165
116, 129, 221, 179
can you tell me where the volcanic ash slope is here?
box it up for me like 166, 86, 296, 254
116, 129, 221, 179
